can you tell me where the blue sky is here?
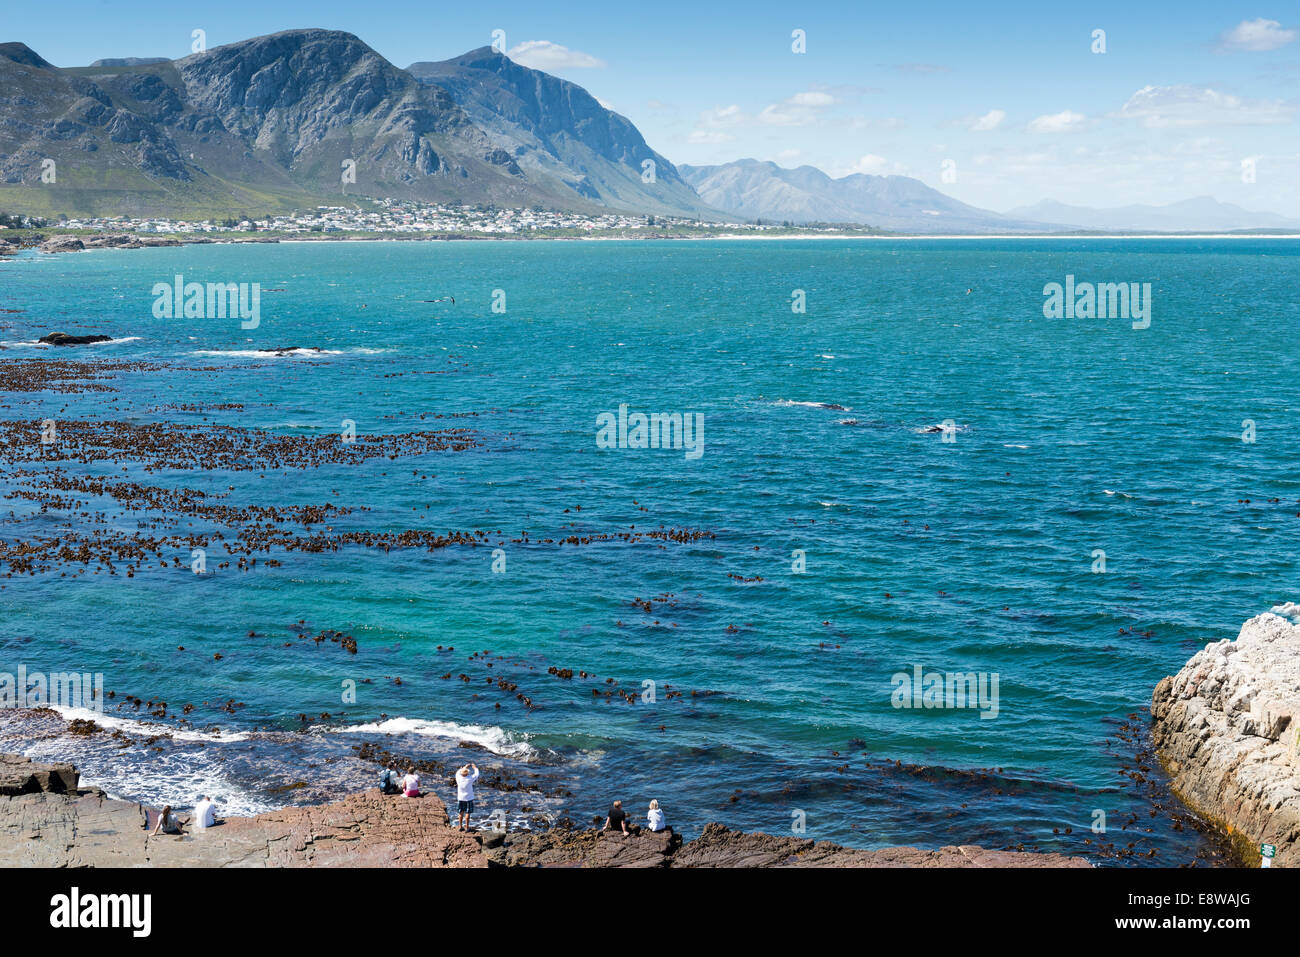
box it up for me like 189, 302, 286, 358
9, 1, 1300, 214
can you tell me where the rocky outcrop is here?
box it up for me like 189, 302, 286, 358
38, 235, 85, 253
1152, 608, 1300, 866
0, 757, 484, 867
0, 753, 78, 795
38, 332, 112, 345
0, 753, 1090, 868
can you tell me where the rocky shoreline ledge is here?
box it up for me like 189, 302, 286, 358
0, 754, 1088, 868
1152, 608, 1300, 867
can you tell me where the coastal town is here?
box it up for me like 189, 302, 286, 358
0, 198, 861, 244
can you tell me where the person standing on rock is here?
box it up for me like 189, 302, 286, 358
402, 766, 421, 798
455, 763, 480, 832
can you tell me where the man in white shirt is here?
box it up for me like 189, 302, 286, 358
402, 767, 421, 797
193, 795, 217, 829
455, 763, 480, 832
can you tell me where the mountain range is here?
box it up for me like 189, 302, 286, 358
0, 28, 1293, 232
0, 29, 710, 219
1004, 197, 1300, 233
679, 159, 1054, 233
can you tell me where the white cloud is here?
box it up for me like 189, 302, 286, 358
1028, 110, 1087, 133
698, 104, 746, 128
969, 109, 1006, 131
758, 92, 836, 126
506, 40, 606, 71
846, 115, 905, 130
1219, 18, 1296, 52
848, 154, 890, 174
687, 130, 734, 144
1118, 85, 1294, 127
787, 92, 835, 107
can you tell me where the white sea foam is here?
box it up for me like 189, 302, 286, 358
773, 399, 851, 411
191, 347, 389, 358
50, 704, 251, 743
323, 717, 537, 758
1, 337, 141, 348
25, 739, 278, 817
1269, 602, 1300, 624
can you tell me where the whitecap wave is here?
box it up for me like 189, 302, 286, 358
1, 336, 140, 348
322, 717, 536, 759
50, 704, 251, 744
191, 347, 389, 358
773, 399, 851, 411
1269, 602, 1300, 624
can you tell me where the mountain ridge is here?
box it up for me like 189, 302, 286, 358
679, 158, 1057, 233
0, 29, 705, 219
407, 47, 715, 217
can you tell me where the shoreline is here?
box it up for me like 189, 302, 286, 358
0, 752, 1091, 868
5, 230, 1300, 261
0, 702, 1241, 867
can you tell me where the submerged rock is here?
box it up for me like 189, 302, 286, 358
1153, 609, 1300, 867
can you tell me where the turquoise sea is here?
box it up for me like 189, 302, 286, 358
2, 237, 1297, 864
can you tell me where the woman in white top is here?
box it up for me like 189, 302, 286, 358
402, 767, 421, 797
646, 799, 667, 832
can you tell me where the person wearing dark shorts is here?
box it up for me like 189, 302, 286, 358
455, 763, 480, 832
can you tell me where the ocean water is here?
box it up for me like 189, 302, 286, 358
1, 237, 1297, 864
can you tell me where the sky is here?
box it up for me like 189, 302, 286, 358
8, 1, 1300, 215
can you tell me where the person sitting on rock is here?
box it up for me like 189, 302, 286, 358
646, 799, 668, 833
193, 795, 217, 829
603, 800, 632, 836
402, 767, 421, 798
379, 765, 401, 795
151, 805, 185, 837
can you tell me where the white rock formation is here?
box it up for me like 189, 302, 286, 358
1152, 609, 1300, 866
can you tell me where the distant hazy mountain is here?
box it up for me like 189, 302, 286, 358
0, 30, 690, 219
1005, 197, 1300, 233
408, 48, 715, 218
679, 159, 1053, 233
89, 57, 169, 67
